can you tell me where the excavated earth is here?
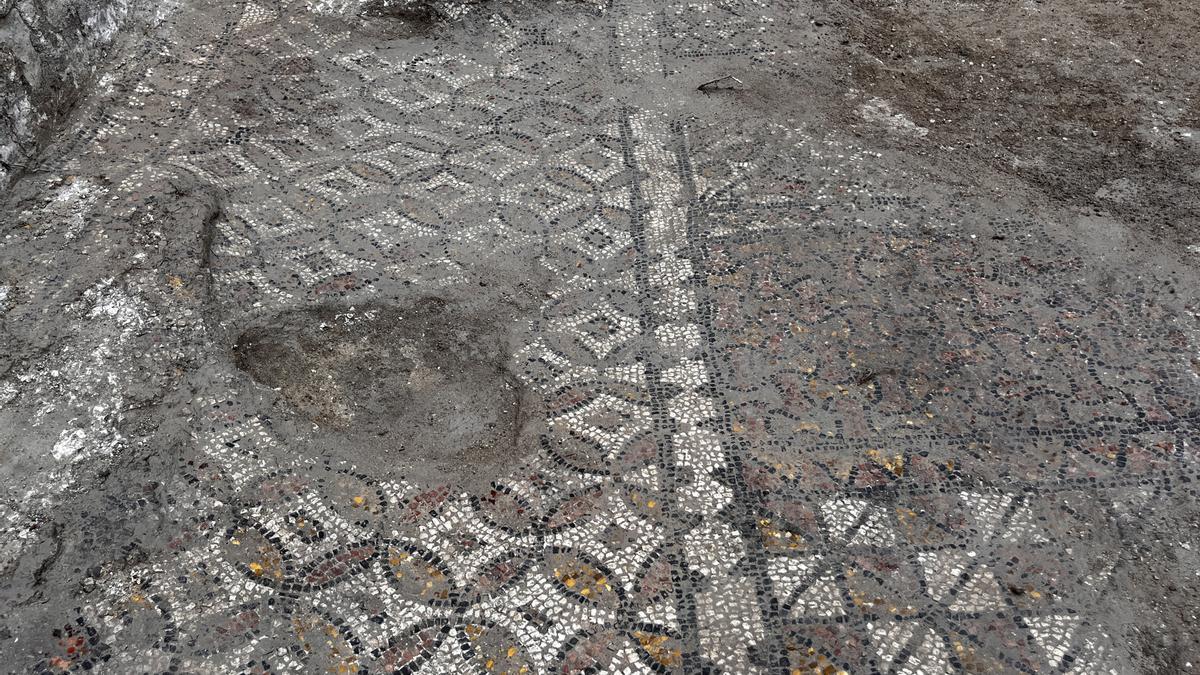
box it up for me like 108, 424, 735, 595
233, 299, 536, 490
0, 0, 1198, 672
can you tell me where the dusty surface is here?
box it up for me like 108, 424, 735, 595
0, 0, 168, 184
0, 0, 1198, 672
234, 300, 535, 489
835, 0, 1200, 245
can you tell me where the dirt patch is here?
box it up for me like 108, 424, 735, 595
358, 0, 438, 21
832, 0, 1200, 242
1100, 486, 1200, 674
234, 298, 534, 489
354, 0, 439, 37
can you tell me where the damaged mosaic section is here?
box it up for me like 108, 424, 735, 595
234, 299, 534, 488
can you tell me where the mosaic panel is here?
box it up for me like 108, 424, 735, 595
1, 0, 1197, 672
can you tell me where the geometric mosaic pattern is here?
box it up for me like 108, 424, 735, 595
2, 0, 1197, 673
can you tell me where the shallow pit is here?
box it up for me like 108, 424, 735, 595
233, 298, 533, 488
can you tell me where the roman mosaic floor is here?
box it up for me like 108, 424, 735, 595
2, 0, 1198, 672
